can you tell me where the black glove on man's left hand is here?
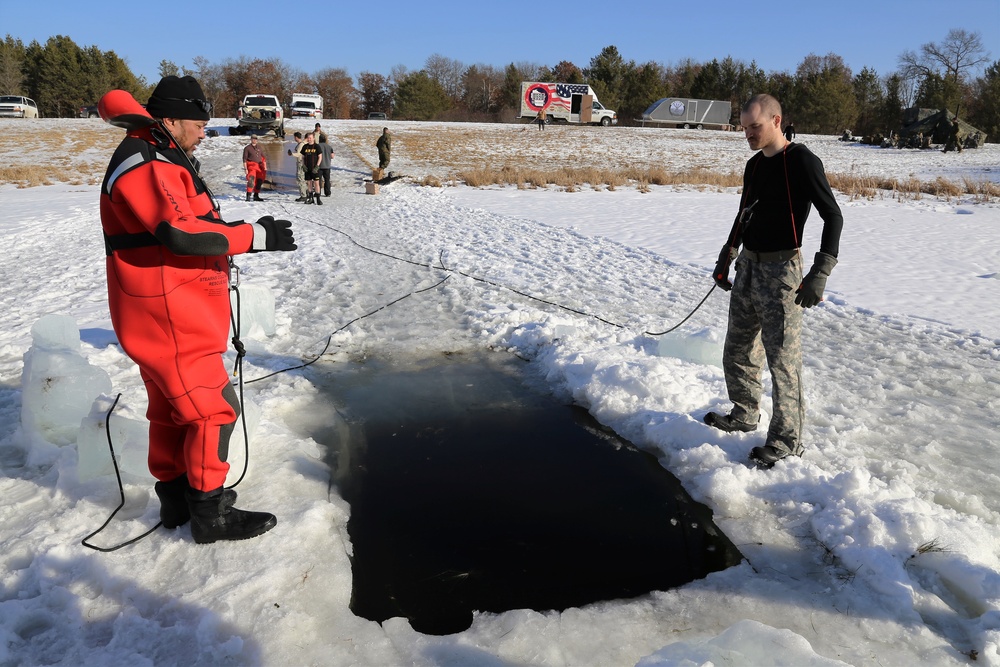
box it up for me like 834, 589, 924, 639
795, 251, 838, 307
713, 245, 739, 291
252, 216, 297, 252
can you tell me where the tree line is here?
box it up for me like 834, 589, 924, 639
2, 30, 997, 141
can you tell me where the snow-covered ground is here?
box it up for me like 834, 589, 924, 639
1, 117, 999, 666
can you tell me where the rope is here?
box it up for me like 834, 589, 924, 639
81, 394, 163, 552
298, 214, 716, 339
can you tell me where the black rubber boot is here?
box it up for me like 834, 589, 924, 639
704, 411, 758, 433
246, 192, 251, 201
315, 194, 322, 206
305, 194, 313, 204
186, 487, 277, 544
154, 474, 237, 529
253, 193, 264, 201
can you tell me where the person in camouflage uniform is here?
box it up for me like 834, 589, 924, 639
707, 94, 844, 469
376, 127, 391, 170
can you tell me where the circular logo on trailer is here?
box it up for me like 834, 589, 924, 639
669, 100, 686, 116
524, 84, 551, 112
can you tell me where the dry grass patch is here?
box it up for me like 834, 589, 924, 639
455, 165, 741, 190
828, 172, 998, 202
0, 120, 121, 186
0, 165, 54, 188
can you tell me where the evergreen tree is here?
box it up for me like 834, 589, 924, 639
967, 60, 1000, 142
0, 35, 26, 95
159, 60, 180, 78
852, 66, 885, 136
877, 73, 906, 133
793, 53, 856, 134
586, 45, 627, 111
620, 61, 668, 125
37, 35, 84, 116
665, 59, 700, 100
393, 70, 449, 120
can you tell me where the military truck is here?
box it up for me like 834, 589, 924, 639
233, 94, 285, 137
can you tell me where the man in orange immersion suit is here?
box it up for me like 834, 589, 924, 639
100, 76, 296, 543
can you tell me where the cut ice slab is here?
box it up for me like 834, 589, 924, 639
654, 327, 723, 367
21, 314, 112, 446
230, 283, 275, 339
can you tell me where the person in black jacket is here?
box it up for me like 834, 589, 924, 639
706, 94, 843, 469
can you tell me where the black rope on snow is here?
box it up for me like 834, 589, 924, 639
298, 214, 716, 338
81, 393, 164, 552
244, 275, 451, 385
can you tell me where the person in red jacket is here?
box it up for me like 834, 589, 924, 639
100, 76, 296, 543
242, 134, 267, 201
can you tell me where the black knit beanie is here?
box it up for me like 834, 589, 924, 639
146, 75, 211, 121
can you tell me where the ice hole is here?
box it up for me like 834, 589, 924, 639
304, 350, 742, 635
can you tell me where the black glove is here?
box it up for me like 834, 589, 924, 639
253, 216, 296, 251
795, 251, 838, 307
713, 245, 739, 291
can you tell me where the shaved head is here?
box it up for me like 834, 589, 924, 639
743, 94, 782, 119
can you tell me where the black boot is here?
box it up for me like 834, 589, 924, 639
154, 474, 236, 529
186, 486, 277, 544
253, 193, 264, 201
246, 192, 252, 201
315, 194, 322, 206
305, 194, 313, 204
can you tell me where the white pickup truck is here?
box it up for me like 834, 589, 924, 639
233, 94, 285, 137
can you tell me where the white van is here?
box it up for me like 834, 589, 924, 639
290, 93, 323, 119
0, 95, 40, 118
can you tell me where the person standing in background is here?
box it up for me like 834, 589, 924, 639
300, 132, 322, 205
242, 135, 267, 201
376, 127, 391, 171
318, 134, 334, 197
288, 131, 307, 202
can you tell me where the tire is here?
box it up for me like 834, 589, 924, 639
683, 123, 691, 129
88, 112, 98, 118
696, 124, 703, 130
600, 116, 611, 127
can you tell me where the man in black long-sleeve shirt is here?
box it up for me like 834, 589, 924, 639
706, 94, 843, 469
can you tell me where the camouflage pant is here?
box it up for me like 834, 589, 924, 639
723, 252, 804, 454
296, 161, 307, 197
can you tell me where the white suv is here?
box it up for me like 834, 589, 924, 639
0, 95, 40, 118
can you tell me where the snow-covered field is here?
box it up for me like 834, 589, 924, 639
1, 117, 999, 666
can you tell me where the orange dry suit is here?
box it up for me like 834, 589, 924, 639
100, 124, 255, 492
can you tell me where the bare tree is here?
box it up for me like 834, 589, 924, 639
898, 29, 990, 111
425, 53, 464, 103
314, 67, 356, 119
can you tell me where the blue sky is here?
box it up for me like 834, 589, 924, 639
3, 0, 998, 85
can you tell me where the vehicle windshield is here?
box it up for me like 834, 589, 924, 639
293, 102, 316, 108
0, 96, 23, 103
593, 101, 604, 109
